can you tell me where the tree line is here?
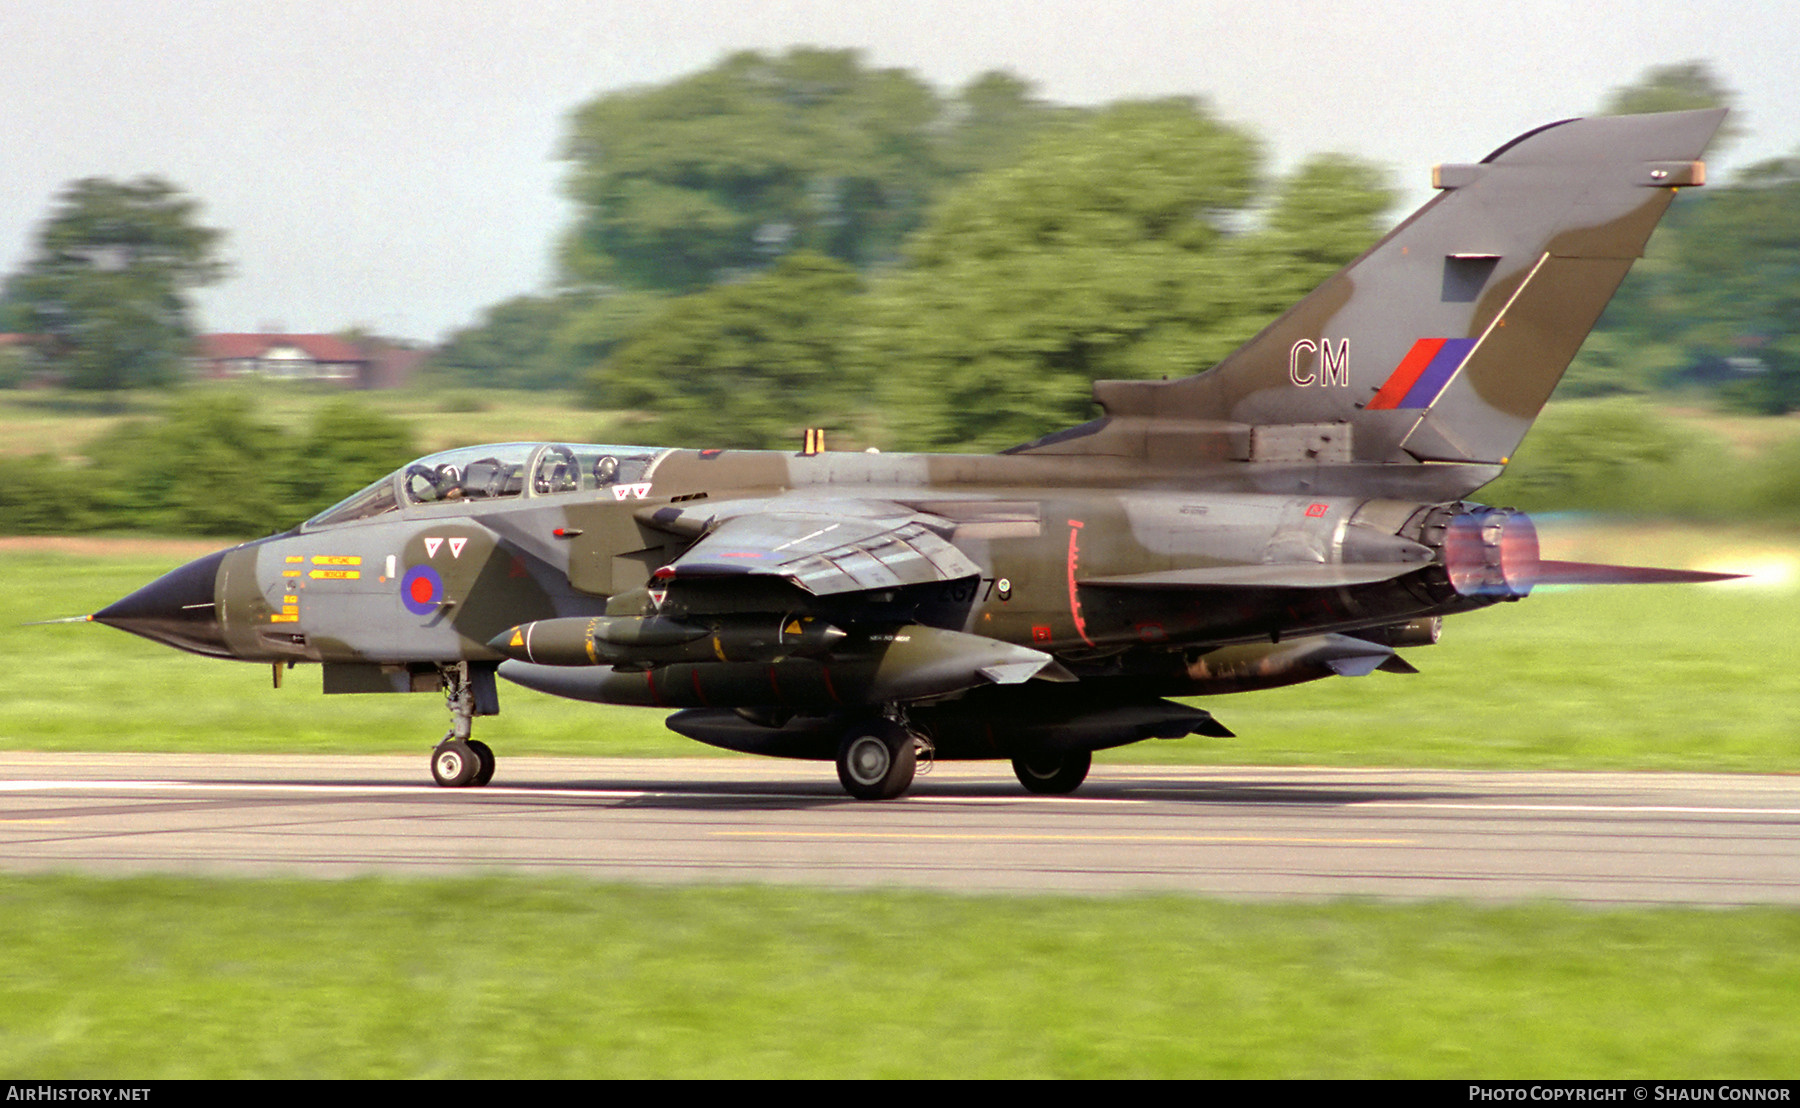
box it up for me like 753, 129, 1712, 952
429, 54, 1800, 443
6, 387, 1797, 539
429, 49, 1397, 451
5, 54, 1793, 436
0, 394, 414, 537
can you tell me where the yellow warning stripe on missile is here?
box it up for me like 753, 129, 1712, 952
311, 556, 362, 566
282, 570, 302, 578
309, 569, 360, 580
269, 614, 300, 623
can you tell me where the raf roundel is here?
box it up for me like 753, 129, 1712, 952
400, 564, 444, 616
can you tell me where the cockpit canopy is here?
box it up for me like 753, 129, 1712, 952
304, 442, 666, 530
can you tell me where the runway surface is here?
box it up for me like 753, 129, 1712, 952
2, 753, 1797, 904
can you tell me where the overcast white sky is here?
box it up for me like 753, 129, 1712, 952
4, 0, 1795, 342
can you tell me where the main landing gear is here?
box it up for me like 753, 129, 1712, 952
835, 716, 922, 801
430, 662, 499, 788
1011, 750, 1092, 795
829, 713, 1095, 800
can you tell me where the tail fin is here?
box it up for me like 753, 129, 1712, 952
1015, 109, 1725, 493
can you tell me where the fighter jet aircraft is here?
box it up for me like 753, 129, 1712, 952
90, 109, 1734, 798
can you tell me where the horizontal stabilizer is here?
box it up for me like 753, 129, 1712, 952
1081, 562, 1427, 590
1377, 654, 1421, 675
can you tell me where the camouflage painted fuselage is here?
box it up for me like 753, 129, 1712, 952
209, 444, 1481, 707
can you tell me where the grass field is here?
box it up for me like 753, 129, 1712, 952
3, 875, 1797, 1078
5, 528, 1797, 770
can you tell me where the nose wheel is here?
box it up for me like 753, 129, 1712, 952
431, 738, 495, 787
430, 663, 500, 788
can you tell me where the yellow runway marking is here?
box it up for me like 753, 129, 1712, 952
713, 831, 1413, 845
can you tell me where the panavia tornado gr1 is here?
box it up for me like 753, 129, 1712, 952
91, 109, 1735, 798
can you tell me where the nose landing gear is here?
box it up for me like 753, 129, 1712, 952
430, 662, 499, 788
431, 738, 495, 787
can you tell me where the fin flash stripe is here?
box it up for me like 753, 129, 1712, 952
1368, 338, 1478, 410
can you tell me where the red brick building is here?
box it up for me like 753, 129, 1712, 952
192, 333, 426, 389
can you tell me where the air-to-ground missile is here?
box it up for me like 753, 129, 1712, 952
497, 623, 1070, 708
490, 613, 846, 667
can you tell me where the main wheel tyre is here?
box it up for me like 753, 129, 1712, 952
1012, 750, 1092, 795
431, 740, 480, 787
468, 739, 496, 787
836, 720, 917, 800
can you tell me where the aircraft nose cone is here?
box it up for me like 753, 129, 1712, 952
92, 548, 235, 658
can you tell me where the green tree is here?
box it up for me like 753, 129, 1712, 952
560, 48, 945, 291
1, 394, 417, 537
84, 393, 287, 535
1480, 399, 1729, 517
445, 57, 1072, 397
0, 453, 104, 533
1667, 155, 1800, 347
545, 289, 669, 398
7, 177, 226, 392
0, 338, 33, 389
1580, 149, 1800, 413
592, 251, 865, 448
1238, 154, 1395, 303
425, 289, 669, 394
284, 397, 417, 517
1551, 330, 1684, 398
857, 101, 1392, 450
935, 71, 1077, 178
1566, 60, 1744, 399
425, 294, 578, 391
